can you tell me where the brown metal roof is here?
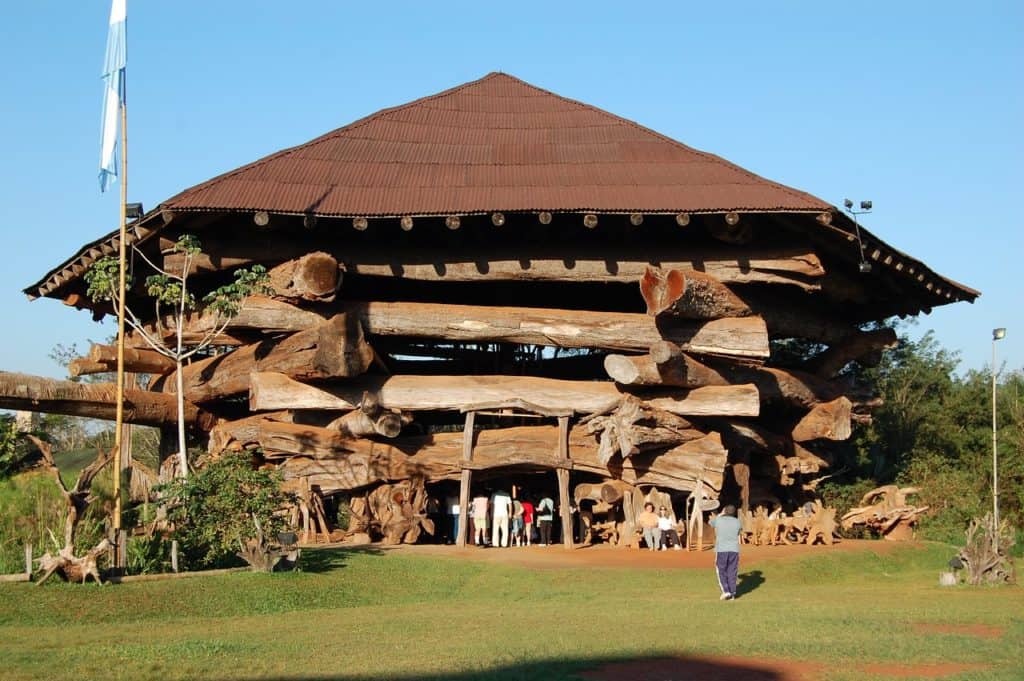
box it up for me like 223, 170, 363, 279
24, 72, 978, 307
161, 72, 830, 216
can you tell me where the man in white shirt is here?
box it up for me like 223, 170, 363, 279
490, 489, 513, 547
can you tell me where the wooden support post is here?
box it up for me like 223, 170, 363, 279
557, 415, 573, 550
25, 543, 32, 578
115, 390, 132, 570
456, 411, 475, 548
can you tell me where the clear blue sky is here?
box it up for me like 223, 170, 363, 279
2, 1, 1021, 379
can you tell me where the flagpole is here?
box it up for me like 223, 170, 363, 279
112, 64, 128, 571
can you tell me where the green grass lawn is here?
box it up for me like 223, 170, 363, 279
0, 542, 1020, 681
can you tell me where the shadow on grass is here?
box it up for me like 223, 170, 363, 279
298, 545, 387, 574
222, 652, 789, 680
736, 569, 765, 597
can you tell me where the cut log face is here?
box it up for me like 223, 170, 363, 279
791, 396, 852, 442
640, 267, 753, 319
267, 252, 340, 302
157, 313, 374, 403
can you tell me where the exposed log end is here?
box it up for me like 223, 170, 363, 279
640, 267, 685, 316
792, 397, 852, 442
268, 251, 340, 302
603, 354, 642, 385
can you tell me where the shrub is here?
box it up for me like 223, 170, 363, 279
158, 452, 292, 570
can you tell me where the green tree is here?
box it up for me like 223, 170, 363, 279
85, 235, 271, 478
825, 329, 1023, 543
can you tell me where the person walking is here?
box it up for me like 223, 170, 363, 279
491, 488, 513, 547
710, 504, 742, 600
637, 502, 659, 551
536, 495, 555, 546
521, 497, 535, 546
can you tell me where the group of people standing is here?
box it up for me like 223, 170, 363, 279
445, 489, 559, 547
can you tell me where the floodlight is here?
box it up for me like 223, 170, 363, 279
860, 200, 872, 210
993, 328, 1006, 341
125, 202, 144, 219
844, 198, 854, 209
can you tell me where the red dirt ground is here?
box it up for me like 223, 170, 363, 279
577, 656, 989, 681
913, 622, 1005, 640
391, 538, 902, 570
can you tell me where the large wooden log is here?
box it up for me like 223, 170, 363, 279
69, 343, 176, 378
324, 392, 405, 438
264, 421, 727, 494
606, 340, 876, 418
639, 267, 752, 319
164, 241, 825, 289
136, 296, 323, 347
157, 314, 374, 403
604, 343, 729, 388
807, 328, 898, 378
791, 397, 853, 442
248, 372, 761, 418
347, 301, 770, 358
583, 396, 707, 463
140, 297, 770, 358
0, 371, 215, 429
266, 252, 340, 303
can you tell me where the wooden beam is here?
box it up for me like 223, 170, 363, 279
557, 415, 573, 550
69, 343, 176, 377
163, 241, 825, 289
142, 297, 770, 359
457, 411, 475, 548
248, 372, 761, 418
0, 371, 215, 430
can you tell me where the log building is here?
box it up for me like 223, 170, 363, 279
11, 73, 977, 547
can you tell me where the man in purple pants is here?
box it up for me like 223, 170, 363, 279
709, 505, 741, 600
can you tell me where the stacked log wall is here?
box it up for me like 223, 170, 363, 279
8, 212, 894, 543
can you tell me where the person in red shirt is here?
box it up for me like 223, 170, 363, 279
521, 499, 535, 547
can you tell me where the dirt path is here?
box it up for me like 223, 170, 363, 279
390, 538, 902, 570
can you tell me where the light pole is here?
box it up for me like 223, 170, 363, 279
992, 327, 1006, 551
843, 199, 873, 273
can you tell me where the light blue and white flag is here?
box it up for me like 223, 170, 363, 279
99, 0, 126, 192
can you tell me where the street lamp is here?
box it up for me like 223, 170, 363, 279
992, 327, 1006, 551
842, 199, 873, 273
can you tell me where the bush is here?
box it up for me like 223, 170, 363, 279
158, 452, 292, 570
